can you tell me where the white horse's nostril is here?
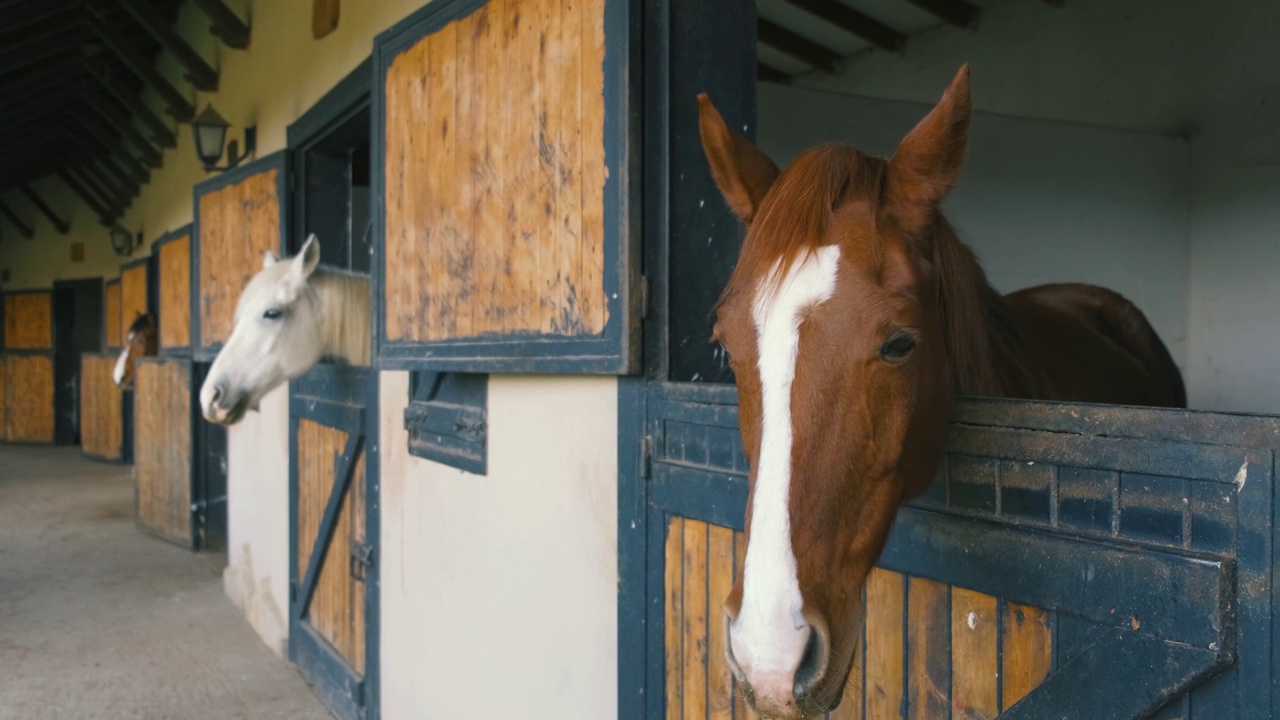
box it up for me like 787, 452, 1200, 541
210, 385, 224, 405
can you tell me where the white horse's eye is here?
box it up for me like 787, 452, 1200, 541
262, 309, 283, 320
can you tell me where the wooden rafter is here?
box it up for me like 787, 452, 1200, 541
191, 0, 249, 49
81, 61, 177, 148
57, 169, 117, 225
115, 0, 219, 91
901, 0, 978, 28
758, 18, 842, 73
81, 89, 163, 167
0, 198, 35, 239
780, 0, 905, 54
18, 185, 70, 234
758, 63, 791, 84
83, 10, 195, 121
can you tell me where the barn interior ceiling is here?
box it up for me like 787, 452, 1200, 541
0, 0, 1038, 238
0, 0, 246, 235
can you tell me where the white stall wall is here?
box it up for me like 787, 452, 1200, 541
757, 84, 1191, 370
784, 0, 1280, 412
379, 372, 618, 720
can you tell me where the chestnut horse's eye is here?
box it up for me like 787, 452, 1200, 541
879, 332, 917, 362
262, 309, 283, 320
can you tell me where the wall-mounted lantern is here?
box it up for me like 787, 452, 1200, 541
109, 225, 142, 257
191, 103, 256, 172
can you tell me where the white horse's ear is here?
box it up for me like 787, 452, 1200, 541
289, 234, 321, 284
263, 250, 279, 268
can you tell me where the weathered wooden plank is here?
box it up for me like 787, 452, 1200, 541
908, 577, 950, 719
4, 354, 54, 442
682, 519, 709, 719
104, 281, 122, 347
707, 525, 735, 720
951, 588, 999, 720
1000, 602, 1053, 711
297, 418, 366, 674
158, 234, 192, 349
4, 292, 52, 349
80, 353, 123, 460
134, 358, 192, 545
865, 569, 905, 720
382, 0, 609, 343
120, 262, 149, 334
665, 516, 684, 720
197, 169, 281, 348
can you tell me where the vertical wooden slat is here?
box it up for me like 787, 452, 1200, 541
197, 169, 281, 348
865, 569, 905, 720
120, 263, 149, 333
907, 578, 950, 720
707, 525, 735, 720
682, 520, 709, 719
1000, 603, 1052, 711
950, 589, 999, 720
666, 516, 685, 720
158, 235, 192, 349
80, 354, 123, 460
452, 8, 477, 340
556, 0, 583, 338
134, 359, 192, 544
577, 0, 606, 334
475, 0, 503, 337
734, 531, 751, 720
4, 354, 54, 442
427, 19, 455, 339
104, 282, 122, 347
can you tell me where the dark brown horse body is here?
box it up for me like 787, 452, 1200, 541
698, 65, 1184, 719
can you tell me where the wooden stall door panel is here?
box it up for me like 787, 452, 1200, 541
382, 0, 609, 343
105, 282, 122, 347
296, 418, 366, 674
80, 354, 123, 460
196, 164, 282, 349
0, 356, 7, 441
5, 355, 54, 442
159, 234, 192, 349
134, 360, 193, 546
663, 518, 1056, 720
5, 293, 53, 349
121, 263, 149, 332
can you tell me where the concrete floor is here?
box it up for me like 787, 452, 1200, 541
0, 445, 333, 720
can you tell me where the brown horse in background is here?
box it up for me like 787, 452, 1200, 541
699, 64, 1185, 719
112, 312, 157, 389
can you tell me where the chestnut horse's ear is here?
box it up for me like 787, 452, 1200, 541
698, 93, 780, 223
887, 64, 972, 218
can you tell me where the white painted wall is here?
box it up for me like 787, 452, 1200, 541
379, 371, 618, 720
757, 84, 1191, 370
779, 0, 1280, 413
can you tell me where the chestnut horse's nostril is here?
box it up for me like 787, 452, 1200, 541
793, 623, 830, 702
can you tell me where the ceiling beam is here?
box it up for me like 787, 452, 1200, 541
758, 18, 842, 74
81, 89, 163, 168
83, 10, 195, 121
758, 63, 791, 84
19, 185, 71, 234
114, 0, 219, 91
191, 0, 249, 49
57, 169, 117, 226
901, 0, 978, 29
82, 60, 177, 147
69, 145, 135, 208
76, 116, 151, 185
780, 0, 905, 54
0, 198, 35, 239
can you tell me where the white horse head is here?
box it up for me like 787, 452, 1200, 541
199, 234, 370, 425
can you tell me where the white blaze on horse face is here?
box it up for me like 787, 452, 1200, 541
731, 244, 841, 702
112, 333, 132, 385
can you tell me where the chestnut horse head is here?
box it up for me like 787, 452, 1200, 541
701, 64, 1185, 719
113, 311, 157, 389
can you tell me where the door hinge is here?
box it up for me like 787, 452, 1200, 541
639, 435, 652, 479
349, 541, 375, 582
